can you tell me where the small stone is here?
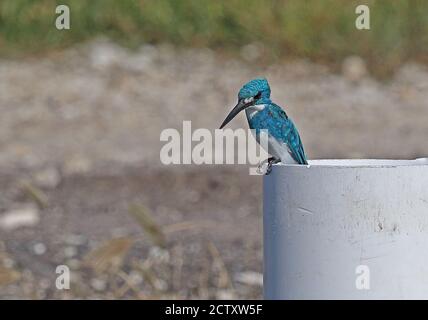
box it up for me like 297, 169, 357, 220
216, 289, 236, 300
0, 206, 40, 230
128, 271, 143, 286
235, 271, 263, 287
148, 247, 170, 263
33, 242, 47, 255
88, 39, 127, 70
90, 278, 107, 292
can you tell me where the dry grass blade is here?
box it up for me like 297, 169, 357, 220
0, 266, 20, 286
164, 220, 214, 234
207, 241, 233, 289
171, 245, 184, 291
198, 254, 211, 299
84, 237, 134, 274
20, 181, 48, 209
116, 270, 146, 299
129, 204, 166, 248
138, 264, 165, 292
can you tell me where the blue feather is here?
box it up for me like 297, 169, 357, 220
248, 103, 308, 165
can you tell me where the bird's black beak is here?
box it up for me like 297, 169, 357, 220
220, 99, 251, 129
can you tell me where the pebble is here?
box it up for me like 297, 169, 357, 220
216, 289, 236, 300
235, 271, 263, 287
33, 242, 47, 255
90, 278, 107, 292
148, 247, 170, 263
88, 38, 127, 70
0, 206, 40, 230
127, 270, 143, 286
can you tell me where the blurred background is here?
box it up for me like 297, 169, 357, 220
0, 0, 427, 299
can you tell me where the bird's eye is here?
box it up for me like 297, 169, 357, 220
254, 92, 262, 100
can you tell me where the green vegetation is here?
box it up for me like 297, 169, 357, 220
0, 0, 427, 76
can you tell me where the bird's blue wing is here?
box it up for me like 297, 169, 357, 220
287, 124, 308, 165
270, 104, 308, 165
248, 103, 308, 165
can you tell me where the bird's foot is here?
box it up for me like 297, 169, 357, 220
265, 157, 281, 175
257, 157, 280, 175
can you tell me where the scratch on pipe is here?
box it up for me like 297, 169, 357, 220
360, 254, 388, 261
297, 207, 314, 215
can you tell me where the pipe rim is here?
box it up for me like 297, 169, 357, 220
274, 158, 428, 168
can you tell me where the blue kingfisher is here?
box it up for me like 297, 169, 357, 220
220, 78, 308, 174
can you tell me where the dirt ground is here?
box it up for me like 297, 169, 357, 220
0, 39, 427, 299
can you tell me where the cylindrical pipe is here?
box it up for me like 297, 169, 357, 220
263, 159, 428, 299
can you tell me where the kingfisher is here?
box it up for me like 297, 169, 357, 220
220, 78, 308, 174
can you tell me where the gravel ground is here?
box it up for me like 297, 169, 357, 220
0, 39, 427, 299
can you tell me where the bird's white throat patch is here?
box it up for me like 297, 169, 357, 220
243, 97, 254, 104
245, 104, 266, 120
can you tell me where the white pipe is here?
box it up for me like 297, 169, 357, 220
263, 159, 428, 299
